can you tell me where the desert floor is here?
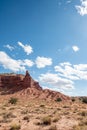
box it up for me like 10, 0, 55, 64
0, 95, 87, 130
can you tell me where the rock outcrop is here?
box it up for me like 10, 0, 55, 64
0, 71, 70, 101
0, 71, 42, 94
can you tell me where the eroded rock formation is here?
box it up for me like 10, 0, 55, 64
0, 71, 70, 101
0, 71, 42, 94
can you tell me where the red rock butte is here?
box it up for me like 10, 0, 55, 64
0, 71, 70, 101
0, 70, 42, 92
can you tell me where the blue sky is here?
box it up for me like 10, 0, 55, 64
0, 0, 87, 96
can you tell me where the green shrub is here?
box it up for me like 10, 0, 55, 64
42, 116, 51, 125
23, 116, 29, 122
72, 98, 75, 102
3, 112, 16, 119
82, 97, 87, 104
10, 124, 21, 130
56, 98, 62, 102
40, 104, 45, 108
52, 117, 60, 122
80, 111, 87, 116
21, 109, 28, 114
73, 124, 87, 130
9, 97, 18, 104
49, 125, 57, 130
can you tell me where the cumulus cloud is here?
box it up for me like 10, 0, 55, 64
35, 56, 52, 68
72, 45, 79, 52
4, 44, 14, 51
39, 73, 74, 90
18, 41, 33, 55
38, 61, 87, 92
0, 51, 34, 72
54, 62, 87, 80
23, 59, 34, 67
0, 51, 25, 72
18, 59, 34, 67
75, 0, 87, 16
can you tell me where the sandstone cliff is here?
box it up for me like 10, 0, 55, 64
0, 71, 70, 101
0, 71, 42, 94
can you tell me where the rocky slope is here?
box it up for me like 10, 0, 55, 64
0, 71, 70, 101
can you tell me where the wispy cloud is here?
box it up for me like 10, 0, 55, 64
72, 45, 80, 52
18, 59, 34, 67
38, 61, 87, 92
75, 0, 87, 16
4, 44, 14, 51
54, 62, 87, 80
0, 51, 34, 72
0, 51, 25, 72
39, 73, 74, 90
18, 41, 33, 55
35, 56, 52, 68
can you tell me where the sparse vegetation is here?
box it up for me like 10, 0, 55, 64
40, 104, 45, 108
10, 124, 21, 130
42, 116, 51, 125
21, 109, 28, 114
9, 97, 18, 104
73, 121, 87, 130
0, 92, 87, 130
80, 111, 87, 116
49, 125, 57, 130
72, 98, 75, 102
3, 112, 16, 119
56, 98, 62, 102
23, 116, 29, 122
52, 117, 60, 122
82, 97, 87, 104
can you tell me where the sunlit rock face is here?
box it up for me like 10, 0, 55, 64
0, 71, 70, 101
0, 71, 42, 93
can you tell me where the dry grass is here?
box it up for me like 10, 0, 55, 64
42, 116, 51, 125
0, 95, 87, 130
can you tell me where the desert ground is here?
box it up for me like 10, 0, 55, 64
0, 94, 87, 130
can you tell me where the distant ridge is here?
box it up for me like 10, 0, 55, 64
0, 71, 70, 101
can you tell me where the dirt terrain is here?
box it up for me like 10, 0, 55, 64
0, 94, 87, 130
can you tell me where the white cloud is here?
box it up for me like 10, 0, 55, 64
38, 61, 87, 92
75, 0, 87, 16
23, 59, 34, 67
39, 73, 74, 90
54, 62, 87, 80
35, 56, 52, 68
0, 51, 25, 72
60, 62, 72, 66
72, 45, 79, 52
18, 41, 33, 55
0, 51, 34, 72
18, 59, 34, 67
4, 44, 14, 51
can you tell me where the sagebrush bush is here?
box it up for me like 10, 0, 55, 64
3, 112, 16, 119
72, 98, 75, 102
56, 98, 62, 102
80, 111, 87, 116
9, 97, 18, 104
23, 116, 29, 122
42, 116, 51, 125
49, 125, 57, 130
10, 124, 21, 130
82, 97, 87, 104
